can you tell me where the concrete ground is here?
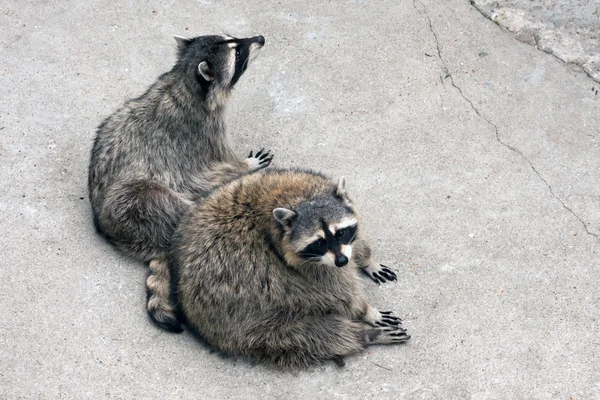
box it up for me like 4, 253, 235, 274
472, 0, 600, 83
1, 0, 599, 398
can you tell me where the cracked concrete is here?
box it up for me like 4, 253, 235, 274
416, 0, 599, 241
471, 0, 600, 83
2, 0, 599, 398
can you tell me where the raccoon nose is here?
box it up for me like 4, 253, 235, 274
255, 35, 265, 46
334, 255, 348, 267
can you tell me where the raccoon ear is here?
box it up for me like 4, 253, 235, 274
335, 177, 347, 198
273, 208, 297, 227
198, 61, 215, 81
174, 36, 191, 51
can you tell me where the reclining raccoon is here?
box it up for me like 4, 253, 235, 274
88, 34, 271, 331
169, 168, 408, 368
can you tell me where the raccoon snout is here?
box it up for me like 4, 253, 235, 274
334, 254, 348, 267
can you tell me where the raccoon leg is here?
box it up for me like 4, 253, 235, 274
245, 148, 273, 171
352, 239, 397, 284
146, 255, 183, 332
329, 325, 411, 367
241, 316, 364, 368
199, 154, 273, 192
247, 316, 400, 368
99, 179, 192, 260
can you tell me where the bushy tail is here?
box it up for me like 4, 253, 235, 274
146, 256, 182, 333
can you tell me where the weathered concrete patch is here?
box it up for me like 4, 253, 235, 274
471, 0, 600, 82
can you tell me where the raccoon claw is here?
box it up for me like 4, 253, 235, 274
246, 148, 274, 171
374, 273, 386, 284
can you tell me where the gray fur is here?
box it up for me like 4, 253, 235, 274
169, 168, 409, 369
88, 34, 269, 332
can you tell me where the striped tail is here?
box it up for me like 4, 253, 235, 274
146, 256, 183, 333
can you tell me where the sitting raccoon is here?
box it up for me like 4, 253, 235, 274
169, 168, 409, 368
88, 34, 271, 331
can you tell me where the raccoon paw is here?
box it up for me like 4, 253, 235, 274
365, 326, 410, 345
374, 311, 403, 328
362, 263, 397, 284
246, 148, 274, 171
364, 306, 403, 328
331, 355, 346, 367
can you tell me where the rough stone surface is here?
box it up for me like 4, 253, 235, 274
1, 0, 599, 398
471, 0, 600, 82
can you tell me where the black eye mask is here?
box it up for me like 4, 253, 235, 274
335, 225, 357, 245
298, 223, 358, 261
299, 238, 328, 260
230, 44, 250, 87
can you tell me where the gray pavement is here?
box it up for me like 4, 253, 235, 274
472, 0, 600, 83
1, 0, 599, 398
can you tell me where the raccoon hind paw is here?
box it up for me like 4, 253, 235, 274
364, 326, 410, 345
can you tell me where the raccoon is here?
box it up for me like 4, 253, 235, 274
88, 34, 271, 332
169, 168, 409, 368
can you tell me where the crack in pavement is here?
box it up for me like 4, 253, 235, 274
413, 0, 599, 241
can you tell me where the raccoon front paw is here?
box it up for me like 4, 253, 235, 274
246, 148, 273, 171
375, 311, 402, 328
364, 306, 402, 328
362, 263, 397, 284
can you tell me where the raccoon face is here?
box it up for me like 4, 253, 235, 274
274, 178, 359, 268
174, 34, 265, 107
